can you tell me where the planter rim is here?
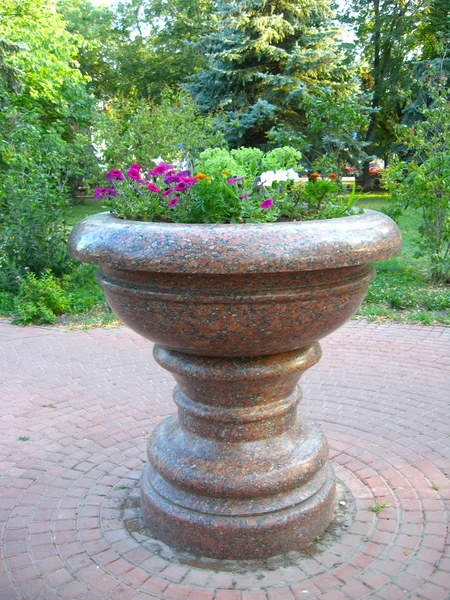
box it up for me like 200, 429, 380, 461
68, 209, 401, 274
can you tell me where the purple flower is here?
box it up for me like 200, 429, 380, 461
260, 198, 273, 210
164, 174, 181, 185
227, 176, 246, 184
149, 163, 174, 176
147, 183, 161, 193
127, 167, 141, 180
168, 197, 179, 208
177, 170, 191, 177
106, 169, 124, 181
94, 187, 117, 199
162, 188, 174, 198
94, 187, 107, 199
173, 176, 197, 192
238, 193, 251, 200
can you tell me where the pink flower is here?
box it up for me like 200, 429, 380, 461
227, 176, 246, 184
260, 198, 273, 209
147, 183, 161, 193
130, 163, 143, 170
168, 197, 179, 208
127, 167, 141, 180
149, 163, 174, 176
94, 187, 117, 198
106, 169, 124, 181
174, 176, 197, 192
162, 188, 174, 198
94, 187, 108, 199
239, 193, 251, 199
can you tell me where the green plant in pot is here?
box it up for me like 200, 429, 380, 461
68, 147, 401, 559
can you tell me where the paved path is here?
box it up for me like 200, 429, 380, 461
0, 321, 449, 600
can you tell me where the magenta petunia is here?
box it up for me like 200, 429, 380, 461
149, 163, 174, 176
127, 167, 141, 180
162, 188, 174, 198
177, 170, 191, 177
94, 187, 107, 199
106, 169, 124, 181
130, 163, 143, 170
260, 198, 273, 209
147, 183, 161, 193
104, 188, 118, 196
227, 176, 246, 184
168, 197, 179, 208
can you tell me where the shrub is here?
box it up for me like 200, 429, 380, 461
385, 65, 450, 283
13, 270, 69, 325
96, 92, 227, 168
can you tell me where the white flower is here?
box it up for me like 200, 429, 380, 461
260, 168, 300, 186
260, 170, 277, 186
286, 168, 300, 181
274, 169, 288, 181
152, 156, 165, 165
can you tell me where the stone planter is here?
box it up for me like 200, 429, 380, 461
68, 210, 401, 560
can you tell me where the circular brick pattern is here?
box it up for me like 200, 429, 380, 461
1, 321, 449, 599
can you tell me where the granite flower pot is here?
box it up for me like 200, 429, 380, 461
68, 210, 401, 559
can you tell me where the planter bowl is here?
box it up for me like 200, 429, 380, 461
68, 209, 401, 559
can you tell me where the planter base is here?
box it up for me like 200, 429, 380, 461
140, 343, 336, 559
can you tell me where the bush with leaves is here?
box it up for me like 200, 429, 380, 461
13, 270, 69, 325
385, 64, 450, 283
96, 92, 227, 169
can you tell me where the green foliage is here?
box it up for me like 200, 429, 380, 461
370, 500, 388, 514
97, 93, 226, 168
340, 0, 422, 163
0, 169, 69, 291
0, 0, 97, 290
190, 0, 358, 147
261, 148, 303, 172
13, 270, 70, 325
61, 264, 106, 313
385, 66, 450, 283
196, 148, 244, 178
111, 0, 215, 100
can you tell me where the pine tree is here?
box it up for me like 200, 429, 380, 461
189, 0, 354, 147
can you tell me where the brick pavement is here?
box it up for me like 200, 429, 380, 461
0, 321, 449, 600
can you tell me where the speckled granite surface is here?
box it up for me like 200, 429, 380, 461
68, 210, 401, 559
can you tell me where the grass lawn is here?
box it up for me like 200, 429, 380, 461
354, 193, 449, 325
66, 199, 106, 227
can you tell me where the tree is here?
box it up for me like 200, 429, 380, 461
189, 0, 356, 148
419, 0, 450, 60
57, 0, 122, 98
0, 0, 96, 288
340, 0, 422, 185
95, 92, 226, 168
98, 0, 216, 100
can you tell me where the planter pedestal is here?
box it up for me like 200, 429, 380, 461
141, 343, 335, 559
68, 210, 401, 560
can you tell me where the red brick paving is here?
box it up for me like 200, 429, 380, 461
0, 321, 449, 600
